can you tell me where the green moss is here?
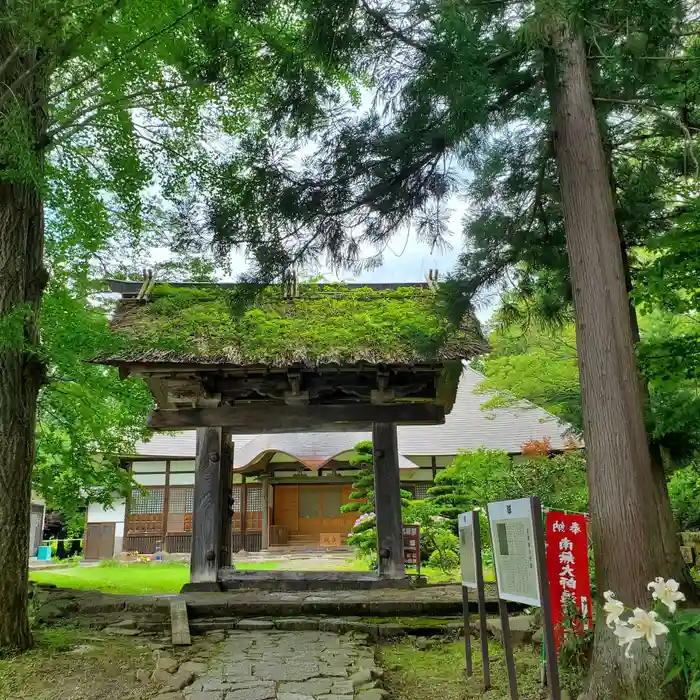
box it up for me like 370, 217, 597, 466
110, 283, 484, 365
360, 617, 461, 628
380, 639, 544, 700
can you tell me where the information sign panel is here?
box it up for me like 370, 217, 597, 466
487, 498, 541, 606
458, 511, 478, 589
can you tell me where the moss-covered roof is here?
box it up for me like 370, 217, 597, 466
99, 283, 486, 367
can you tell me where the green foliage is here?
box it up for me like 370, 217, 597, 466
429, 448, 589, 524
557, 602, 594, 698
341, 440, 375, 517
403, 499, 457, 563
429, 448, 512, 522
33, 284, 152, 526
343, 440, 412, 561
475, 310, 700, 460
665, 609, 700, 699
668, 465, 700, 531
425, 472, 473, 530
0, 304, 32, 353
428, 548, 459, 573
109, 283, 482, 365
344, 441, 378, 561
473, 322, 582, 430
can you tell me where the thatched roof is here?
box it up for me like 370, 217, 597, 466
97, 282, 486, 368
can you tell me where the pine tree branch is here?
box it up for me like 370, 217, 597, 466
489, 74, 538, 112
0, 44, 21, 81
593, 97, 665, 111
360, 0, 427, 54
590, 54, 699, 62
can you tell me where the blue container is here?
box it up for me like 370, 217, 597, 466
36, 546, 52, 561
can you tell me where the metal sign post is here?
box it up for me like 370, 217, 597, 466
458, 510, 491, 688
472, 511, 491, 689
487, 497, 561, 700
497, 592, 519, 700
461, 585, 473, 676
531, 497, 561, 699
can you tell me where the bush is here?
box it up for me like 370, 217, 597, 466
433, 530, 459, 554
428, 548, 459, 573
669, 463, 700, 530
343, 440, 412, 563
402, 500, 455, 561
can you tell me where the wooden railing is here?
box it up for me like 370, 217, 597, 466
232, 531, 262, 553
165, 533, 192, 553
123, 534, 161, 554
125, 530, 264, 555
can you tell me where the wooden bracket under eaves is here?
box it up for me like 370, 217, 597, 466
426, 269, 440, 291
136, 269, 156, 301
282, 270, 299, 298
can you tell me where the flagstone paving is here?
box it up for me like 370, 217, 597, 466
163, 630, 386, 700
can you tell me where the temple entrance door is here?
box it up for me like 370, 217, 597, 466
296, 485, 355, 538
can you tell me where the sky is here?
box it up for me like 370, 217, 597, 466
148, 196, 498, 323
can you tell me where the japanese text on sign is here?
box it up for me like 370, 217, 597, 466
403, 524, 420, 569
487, 498, 541, 606
545, 511, 593, 652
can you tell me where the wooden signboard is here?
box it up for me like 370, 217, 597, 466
320, 532, 342, 548
403, 524, 421, 574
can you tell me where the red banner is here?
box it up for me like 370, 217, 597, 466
545, 511, 592, 652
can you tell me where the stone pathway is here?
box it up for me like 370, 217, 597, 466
170, 629, 385, 700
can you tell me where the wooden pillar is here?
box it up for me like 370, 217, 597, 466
261, 478, 270, 550
372, 422, 406, 579
240, 475, 248, 552
218, 431, 233, 569
191, 427, 226, 584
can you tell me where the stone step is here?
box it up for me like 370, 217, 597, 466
215, 569, 417, 593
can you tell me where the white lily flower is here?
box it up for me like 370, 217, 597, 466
613, 619, 643, 658
629, 608, 669, 649
647, 577, 686, 614
603, 590, 625, 629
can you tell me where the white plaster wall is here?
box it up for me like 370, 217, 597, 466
170, 472, 195, 485
87, 499, 126, 556
397, 468, 435, 482
170, 460, 196, 471
87, 499, 126, 524
131, 460, 167, 472
404, 455, 455, 468
133, 473, 166, 486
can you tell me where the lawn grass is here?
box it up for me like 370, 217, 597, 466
381, 638, 546, 700
29, 557, 484, 595
0, 626, 153, 700
30, 560, 279, 595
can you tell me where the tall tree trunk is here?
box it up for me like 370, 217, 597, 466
0, 36, 48, 651
546, 30, 685, 699
619, 243, 696, 599
603, 107, 696, 599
